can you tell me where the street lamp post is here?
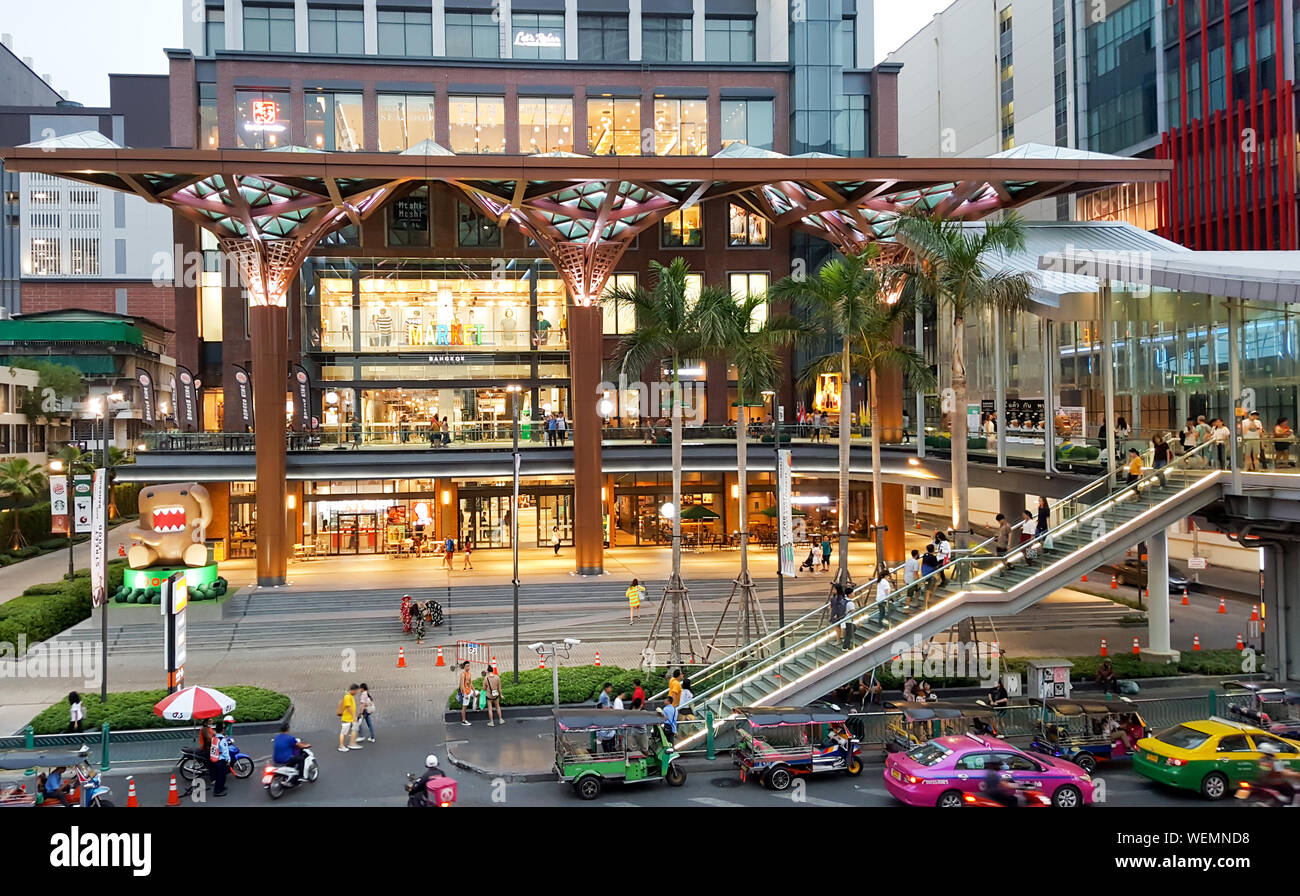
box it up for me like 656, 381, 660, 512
507, 384, 522, 683
762, 390, 785, 631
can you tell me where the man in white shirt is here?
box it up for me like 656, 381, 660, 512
904, 549, 920, 585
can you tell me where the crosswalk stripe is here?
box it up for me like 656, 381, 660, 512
768, 791, 855, 807
688, 796, 746, 807
600, 801, 641, 807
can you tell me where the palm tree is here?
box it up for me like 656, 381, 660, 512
703, 290, 807, 642
606, 258, 735, 664
0, 457, 48, 550
894, 213, 1034, 562
771, 247, 934, 580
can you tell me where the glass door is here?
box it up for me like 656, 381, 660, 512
537, 493, 573, 546
460, 495, 512, 548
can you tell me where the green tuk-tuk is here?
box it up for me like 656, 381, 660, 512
553, 709, 687, 800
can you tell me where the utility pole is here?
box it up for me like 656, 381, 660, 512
508, 384, 521, 683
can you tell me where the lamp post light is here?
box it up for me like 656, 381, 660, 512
762, 389, 785, 632
506, 383, 522, 683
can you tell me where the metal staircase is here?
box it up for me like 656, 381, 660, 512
669, 441, 1228, 747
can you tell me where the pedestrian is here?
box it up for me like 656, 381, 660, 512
873, 571, 893, 625
429, 415, 441, 448
626, 577, 645, 623
483, 664, 505, 727
994, 513, 1013, 566
338, 683, 363, 750
67, 691, 84, 734
212, 720, 232, 796
443, 535, 455, 569
632, 679, 646, 706
552, 524, 561, 556
1020, 509, 1036, 565
920, 544, 940, 609
829, 583, 846, 639
1152, 433, 1170, 485
557, 412, 568, 445
1181, 418, 1198, 455
841, 589, 857, 649
1211, 418, 1231, 469
462, 537, 474, 570
546, 414, 557, 447
933, 531, 951, 583
1035, 496, 1050, 539
678, 677, 695, 719
904, 549, 920, 587
820, 534, 832, 571
458, 662, 475, 727
597, 704, 617, 753
1242, 410, 1263, 471
1275, 417, 1294, 468
596, 682, 613, 708
357, 683, 376, 743
613, 689, 626, 710
667, 669, 683, 706
659, 699, 679, 740
1126, 447, 1143, 484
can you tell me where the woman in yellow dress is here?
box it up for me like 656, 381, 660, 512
626, 578, 645, 624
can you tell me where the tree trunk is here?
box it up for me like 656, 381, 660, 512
951, 311, 970, 573
869, 365, 885, 577
670, 357, 683, 665
736, 399, 751, 644
836, 339, 852, 587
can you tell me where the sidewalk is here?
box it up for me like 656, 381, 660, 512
0, 523, 134, 606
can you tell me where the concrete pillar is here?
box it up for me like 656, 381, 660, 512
998, 490, 1024, 529
1142, 527, 1179, 663
569, 305, 604, 574
1101, 281, 1116, 479
1262, 543, 1298, 681
206, 481, 231, 560
249, 304, 288, 586
994, 306, 1006, 467
880, 482, 906, 566
439, 480, 458, 543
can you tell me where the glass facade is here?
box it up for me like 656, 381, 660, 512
789, 0, 847, 154
518, 97, 574, 154
243, 4, 295, 52
308, 6, 365, 54
457, 201, 501, 248
305, 91, 365, 151
642, 15, 692, 62
577, 13, 629, 61
999, 6, 1014, 150
587, 96, 641, 155
377, 93, 437, 151
705, 17, 756, 62
662, 207, 703, 247
512, 13, 565, 59
653, 98, 708, 155
206, 9, 225, 54
721, 99, 774, 150
448, 95, 506, 153
727, 204, 769, 247
198, 83, 219, 149
235, 89, 291, 148
446, 12, 499, 58
1082, 0, 1157, 152
377, 8, 433, 56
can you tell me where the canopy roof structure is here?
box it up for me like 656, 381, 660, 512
1, 138, 1169, 303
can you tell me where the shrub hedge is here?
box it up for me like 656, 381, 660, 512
0, 560, 127, 655
445, 665, 698, 710
27, 685, 290, 735
0, 502, 52, 549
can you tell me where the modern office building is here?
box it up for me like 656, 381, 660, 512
886, 0, 1297, 247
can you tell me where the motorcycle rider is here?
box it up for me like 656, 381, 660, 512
1256, 743, 1300, 805
409, 754, 443, 807
272, 722, 310, 781
983, 763, 1020, 807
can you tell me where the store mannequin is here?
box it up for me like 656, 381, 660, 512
373, 305, 393, 347
502, 307, 516, 345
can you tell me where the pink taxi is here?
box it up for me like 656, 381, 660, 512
883, 732, 1095, 808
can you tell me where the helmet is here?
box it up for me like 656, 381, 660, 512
425, 754, 439, 769
1259, 742, 1281, 755
223, 715, 235, 723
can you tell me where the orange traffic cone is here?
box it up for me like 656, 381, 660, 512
1181, 589, 1189, 606
1110, 575, 1118, 590
594, 651, 601, 667
538, 653, 545, 670
1081, 572, 1088, 583
435, 646, 445, 667
1132, 637, 1140, 655
490, 655, 498, 673
1144, 588, 1150, 599
1099, 638, 1108, 657
126, 776, 138, 807
1236, 632, 1244, 650
1251, 604, 1260, 621
1218, 598, 1227, 614
1192, 634, 1201, 652
397, 646, 407, 668
166, 773, 180, 807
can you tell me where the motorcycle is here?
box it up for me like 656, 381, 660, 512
177, 737, 255, 782
405, 770, 458, 807
73, 762, 113, 808
1234, 780, 1299, 807
263, 747, 319, 799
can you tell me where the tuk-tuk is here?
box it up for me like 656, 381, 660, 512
1222, 681, 1300, 738
882, 702, 997, 757
1026, 698, 1148, 773
552, 709, 686, 800
734, 706, 863, 791
0, 747, 113, 807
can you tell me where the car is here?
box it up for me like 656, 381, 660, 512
1132, 717, 1300, 800
882, 732, 1095, 808
1115, 558, 1190, 591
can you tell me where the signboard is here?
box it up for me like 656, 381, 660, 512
178, 366, 198, 432
1176, 374, 1206, 385
777, 449, 796, 577
161, 572, 187, 693
813, 373, 841, 413
291, 364, 312, 431
72, 475, 93, 534
232, 364, 254, 429
967, 404, 981, 434
513, 30, 562, 49
50, 477, 69, 535
90, 469, 106, 607
391, 194, 428, 230
137, 369, 155, 424
1187, 556, 1208, 570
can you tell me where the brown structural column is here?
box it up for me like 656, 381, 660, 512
876, 361, 907, 565
250, 304, 289, 586
569, 305, 604, 575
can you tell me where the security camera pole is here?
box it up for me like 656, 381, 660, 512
531, 639, 579, 707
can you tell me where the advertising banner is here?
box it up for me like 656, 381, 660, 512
291, 364, 312, 431
178, 366, 198, 432
777, 448, 796, 577
90, 469, 106, 607
137, 369, 155, 424
73, 474, 93, 534
50, 476, 69, 534
161, 572, 188, 693
233, 364, 254, 429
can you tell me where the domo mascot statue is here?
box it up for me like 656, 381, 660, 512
127, 482, 214, 569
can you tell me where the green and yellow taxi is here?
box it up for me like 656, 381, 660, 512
1133, 717, 1300, 800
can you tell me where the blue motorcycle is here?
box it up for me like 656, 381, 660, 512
177, 737, 255, 782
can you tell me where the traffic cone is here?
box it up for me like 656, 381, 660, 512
1081, 572, 1088, 583
594, 651, 601, 667
1192, 634, 1201, 652
490, 655, 498, 673
1132, 637, 1140, 655
1181, 589, 1189, 606
1099, 638, 1108, 657
166, 773, 180, 807
538, 653, 545, 670
435, 646, 445, 667
1218, 598, 1227, 614
397, 646, 407, 668
1144, 588, 1150, 599
126, 776, 138, 807
1236, 632, 1244, 650
1110, 575, 1118, 590
1251, 604, 1260, 621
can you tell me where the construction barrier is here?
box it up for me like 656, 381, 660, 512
456, 641, 492, 668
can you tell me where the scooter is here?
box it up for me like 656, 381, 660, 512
73, 762, 113, 807
177, 737, 255, 781
1234, 780, 1299, 807
405, 771, 458, 807
262, 747, 318, 799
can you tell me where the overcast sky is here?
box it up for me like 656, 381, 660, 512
0, 0, 951, 108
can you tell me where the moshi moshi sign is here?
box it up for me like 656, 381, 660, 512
49, 827, 152, 877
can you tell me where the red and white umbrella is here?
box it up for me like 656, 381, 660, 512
154, 686, 237, 721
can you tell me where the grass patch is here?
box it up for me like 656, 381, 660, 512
26, 685, 290, 735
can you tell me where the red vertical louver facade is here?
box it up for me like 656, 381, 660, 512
1158, 0, 1297, 249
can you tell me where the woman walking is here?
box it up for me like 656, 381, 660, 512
1034, 496, 1050, 539
483, 664, 506, 727
67, 692, 84, 733
357, 683, 376, 743
462, 538, 474, 570
1152, 434, 1170, 486
552, 525, 562, 556
1275, 418, 1294, 468
626, 577, 645, 623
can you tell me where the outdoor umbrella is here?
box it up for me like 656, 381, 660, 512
153, 686, 238, 721
758, 505, 807, 517
678, 504, 720, 521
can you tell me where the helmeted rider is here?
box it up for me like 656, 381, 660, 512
272, 722, 310, 780
983, 763, 1020, 807
410, 754, 443, 806
1257, 742, 1300, 805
